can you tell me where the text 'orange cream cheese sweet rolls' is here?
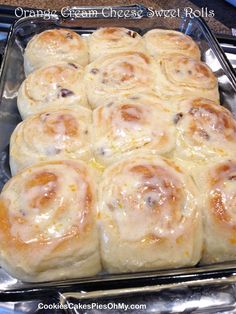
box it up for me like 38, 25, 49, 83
88, 27, 146, 62
195, 159, 236, 264
0, 160, 101, 282
18, 62, 89, 120
93, 96, 176, 166
173, 98, 236, 163
154, 54, 219, 102
84, 52, 156, 109
24, 29, 88, 75
98, 152, 202, 273
10, 108, 92, 175
143, 29, 201, 60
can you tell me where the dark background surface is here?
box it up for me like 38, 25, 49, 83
0, 0, 235, 34
192, 0, 236, 29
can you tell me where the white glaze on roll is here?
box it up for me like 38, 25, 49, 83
24, 29, 88, 75
154, 54, 219, 102
10, 108, 92, 175
88, 27, 146, 61
173, 98, 236, 163
192, 159, 236, 264
84, 52, 156, 109
0, 160, 101, 282
18, 62, 89, 119
93, 95, 176, 165
144, 29, 201, 60
98, 152, 202, 273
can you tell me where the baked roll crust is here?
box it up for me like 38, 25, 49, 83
154, 54, 219, 102
98, 152, 202, 273
0, 160, 101, 282
196, 159, 236, 264
93, 95, 176, 165
10, 108, 92, 175
84, 52, 156, 109
24, 29, 88, 75
18, 62, 89, 119
173, 98, 236, 162
144, 29, 201, 60
88, 27, 146, 61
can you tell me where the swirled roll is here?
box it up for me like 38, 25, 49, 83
144, 29, 201, 60
24, 29, 88, 75
154, 54, 219, 102
0, 160, 101, 282
84, 52, 156, 109
173, 98, 236, 163
88, 27, 146, 61
18, 62, 89, 120
93, 95, 176, 166
196, 159, 236, 264
98, 152, 202, 273
10, 108, 92, 175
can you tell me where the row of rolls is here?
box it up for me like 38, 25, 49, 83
2, 149, 236, 282
0, 27, 235, 283
10, 95, 236, 173
20, 27, 219, 118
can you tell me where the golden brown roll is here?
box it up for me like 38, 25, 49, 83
10, 108, 92, 175
88, 27, 146, 62
24, 29, 88, 75
154, 54, 219, 102
84, 52, 156, 109
18, 62, 89, 120
144, 29, 201, 60
173, 98, 236, 163
0, 160, 101, 282
98, 152, 202, 273
194, 159, 236, 264
93, 95, 176, 166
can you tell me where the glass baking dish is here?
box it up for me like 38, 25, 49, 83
0, 4, 236, 299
